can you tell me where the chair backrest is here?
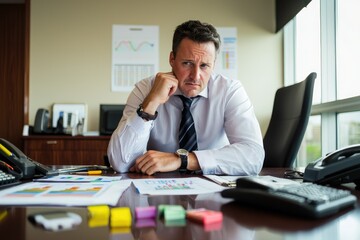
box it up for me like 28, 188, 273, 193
263, 72, 316, 167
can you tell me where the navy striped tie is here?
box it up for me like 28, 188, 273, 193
179, 95, 198, 151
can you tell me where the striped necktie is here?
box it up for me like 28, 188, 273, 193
178, 95, 198, 151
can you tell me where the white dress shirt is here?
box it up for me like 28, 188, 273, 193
107, 73, 264, 175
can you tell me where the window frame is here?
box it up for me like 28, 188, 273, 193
284, 0, 360, 165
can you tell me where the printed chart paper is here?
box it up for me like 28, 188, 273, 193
111, 25, 159, 92
132, 177, 225, 195
0, 180, 131, 206
34, 174, 123, 183
214, 27, 238, 80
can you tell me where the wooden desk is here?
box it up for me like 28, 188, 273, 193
23, 135, 110, 165
0, 168, 359, 240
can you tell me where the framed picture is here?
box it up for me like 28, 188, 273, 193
52, 103, 87, 132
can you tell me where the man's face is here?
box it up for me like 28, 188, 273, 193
170, 38, 216, 98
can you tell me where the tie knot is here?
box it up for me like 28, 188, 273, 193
179, 95, 193, 109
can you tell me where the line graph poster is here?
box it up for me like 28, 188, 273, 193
112, 25, 159, 92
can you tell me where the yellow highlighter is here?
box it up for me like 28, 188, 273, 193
74, 170, 102, 175
87, 205, 110, 227
110, 207, 132, 228
87, 170, 102, 175
0, 143, 12, 157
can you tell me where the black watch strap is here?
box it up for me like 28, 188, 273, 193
179, 154, 188, 171
137, 104, 158, 121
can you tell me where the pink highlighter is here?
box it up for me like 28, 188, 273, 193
186, 208, 223, 225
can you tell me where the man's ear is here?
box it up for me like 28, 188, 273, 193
169, 51, 175, 67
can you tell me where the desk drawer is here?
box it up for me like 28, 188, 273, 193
23, 136, 110, 165
24, 139, 64, 150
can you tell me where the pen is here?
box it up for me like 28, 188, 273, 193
73, 170, 103, 175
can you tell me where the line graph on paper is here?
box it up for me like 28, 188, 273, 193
114, 40, 155, 52
112, 25, 159, 92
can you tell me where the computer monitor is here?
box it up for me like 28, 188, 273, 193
99, 104, 125, 135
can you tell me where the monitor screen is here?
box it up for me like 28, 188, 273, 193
99, 104, 125, 135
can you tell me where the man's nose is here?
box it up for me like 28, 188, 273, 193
190, 67, 200, 80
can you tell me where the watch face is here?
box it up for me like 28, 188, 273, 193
177, 149, 188, 156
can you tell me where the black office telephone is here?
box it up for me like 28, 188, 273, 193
221, 176, 356, 218
0, 138, 58, 180
303, 144, 360, 187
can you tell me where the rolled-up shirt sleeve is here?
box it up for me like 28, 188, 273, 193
107, 77, 154, 173
107, 113, 154, 173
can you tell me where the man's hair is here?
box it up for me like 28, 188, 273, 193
172, 20, 221, 57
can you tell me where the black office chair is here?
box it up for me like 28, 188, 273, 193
263, 72, 316, 167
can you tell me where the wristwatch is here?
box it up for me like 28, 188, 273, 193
137, 104, 158, 121
176, 149, 188, 172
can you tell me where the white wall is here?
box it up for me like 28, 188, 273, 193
30, 0, 283, 134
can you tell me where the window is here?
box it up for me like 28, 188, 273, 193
297, 115, 321, 166
284, 0, 360, 167
337, 112, 360, 148
337, 0, 360, 99
295, 0, 321, 104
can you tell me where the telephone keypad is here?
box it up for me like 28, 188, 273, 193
0, 169, 20, 189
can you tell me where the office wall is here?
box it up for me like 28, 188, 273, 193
30, 0, 282, 134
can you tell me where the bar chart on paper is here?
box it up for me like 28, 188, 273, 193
0, 181, 132, 206
149, 179, 194, 191
34, 174, 123, 183
132, 177, 225, 195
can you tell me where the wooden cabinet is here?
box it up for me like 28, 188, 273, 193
23, 136, 111, 166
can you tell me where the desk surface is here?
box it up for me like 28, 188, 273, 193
0, 168, 359, 240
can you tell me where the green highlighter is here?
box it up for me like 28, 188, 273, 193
158, 204, 186, 225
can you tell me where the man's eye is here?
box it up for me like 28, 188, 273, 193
200, 64, 209, 69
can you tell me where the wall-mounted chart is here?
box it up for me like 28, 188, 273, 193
214, 27, 238, 80
111, 25, 159, 92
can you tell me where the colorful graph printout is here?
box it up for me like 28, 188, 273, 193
111, 25, 159, 92
0, 181, 131, 206
5, 185, 101, 198
145, 179, 193, 191
34, 174, 122, 183
132, 177, 225, 195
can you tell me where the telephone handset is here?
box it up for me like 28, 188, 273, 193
303, 144, 360, 187
0, 138, 58, 179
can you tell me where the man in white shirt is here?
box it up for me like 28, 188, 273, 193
107, 20, 264, 175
